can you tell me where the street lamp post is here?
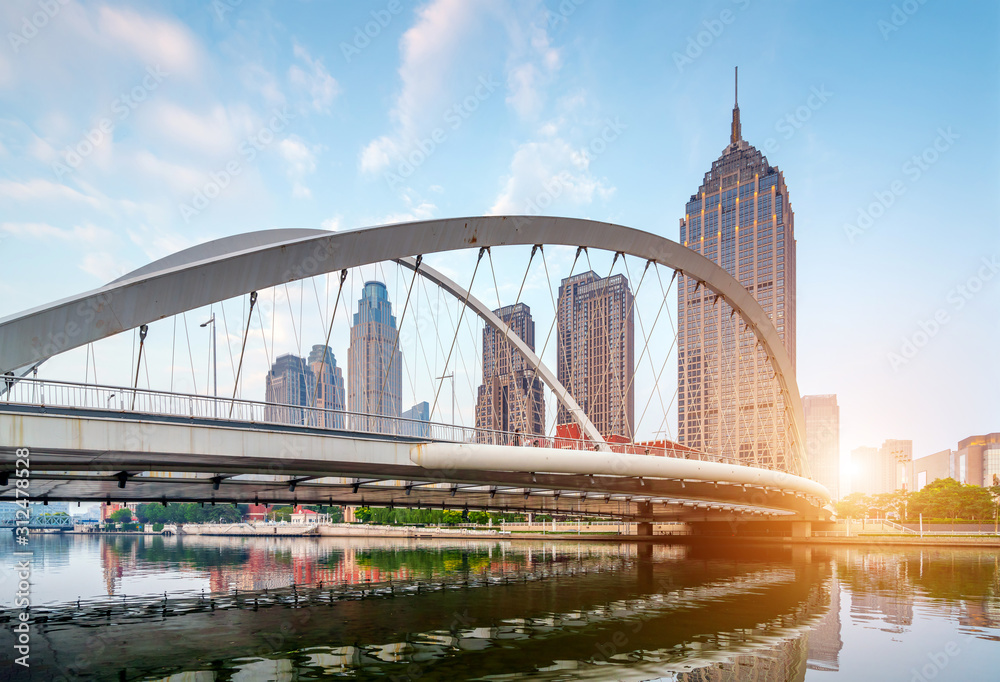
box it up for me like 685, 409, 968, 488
200, 313, 217, 418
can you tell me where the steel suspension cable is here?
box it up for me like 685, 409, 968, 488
373, 255, 422, 422
311, 270, 348, 424
598, 256, 651, 439
182, 313, 198, 394
218, 301, 238, 386
488, 246, 537, 436
539, 246, 582, 437
131, 324, 148, 410
621, 265, 673, 433
230, 291, 258, 417
430, 248, 486, 423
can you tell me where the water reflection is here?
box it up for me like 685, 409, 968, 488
0, 536, 997, 681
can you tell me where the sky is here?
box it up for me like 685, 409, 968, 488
0, 0, 997, 492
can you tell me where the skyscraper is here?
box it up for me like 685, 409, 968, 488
803, 394, 840, 499
265, 353, 312, 424
475, 303, 545, 440
677, 68, 797, 469
307, 344, 346, 428
852, 439, 912, 495
557, 272, 634, 439
348, 281, 402, 433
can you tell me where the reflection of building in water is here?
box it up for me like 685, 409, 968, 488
677, 636, 809, 682
960, 599, 1000, 629
100, 539, 139, 596
806, 579, 842, 671
847, 554, 913, 631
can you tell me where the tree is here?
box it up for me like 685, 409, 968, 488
353, 506, 372, 523
909, 478, 993, 526
835, 492, 870, 519
468, 511, 490, 525
441, 510, 463, 525
108, 508, 133, 524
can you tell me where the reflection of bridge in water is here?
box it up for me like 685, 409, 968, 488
8, 540, 839, 681
1, 218, 834, 535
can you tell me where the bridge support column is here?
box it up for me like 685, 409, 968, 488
791, 521, 812, 538
636, 501, 653, 537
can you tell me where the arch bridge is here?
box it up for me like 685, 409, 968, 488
0, 217, 832, 533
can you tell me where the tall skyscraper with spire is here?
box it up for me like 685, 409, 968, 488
348, 281, 402, 433
677, 68, 797, 469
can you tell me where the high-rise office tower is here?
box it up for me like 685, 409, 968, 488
803, 394, 840, 499
880, 438, 912, 493
475, 303, 545, 440
348, 281, 402, 433
557, 272, 634, 439
852, 439, 912, 495
307, 344, 346, 429
678, 68, 797, 469
265, 353, 312, 424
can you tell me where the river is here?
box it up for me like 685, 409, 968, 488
0, 533, 997, 680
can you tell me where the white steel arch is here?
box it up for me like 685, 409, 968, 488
0, 217, 806, 474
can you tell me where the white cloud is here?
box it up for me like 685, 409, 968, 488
505, 23, 561, 120
289, 43, 339, 114
98, 6, 203, 78
321, 216, 342, 231
358, 0, 483, 175
278, 135, 319, 199
0, 179, 101, 208
126, 224, 193, 262
80, 251, 128, 283
0, 221, 111, 243
489, 134, 615, 215
131, 151, 205, 194
379, 191, 437, 224
242, 63, 286, 109
141, 102, 254, 158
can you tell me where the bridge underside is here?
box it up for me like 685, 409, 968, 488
0, 406, 829, 523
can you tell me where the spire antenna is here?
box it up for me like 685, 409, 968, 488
731, 66, 742, 145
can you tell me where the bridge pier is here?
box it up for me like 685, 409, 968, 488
636, 501, 653, 537
791, 521, 812, 538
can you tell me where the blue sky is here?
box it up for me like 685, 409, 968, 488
1, 0, 997, 486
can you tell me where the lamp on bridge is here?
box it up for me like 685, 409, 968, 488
200, 313, 217, 417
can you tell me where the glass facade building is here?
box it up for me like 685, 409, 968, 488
556, 272, 634, 439
307, 344, 346, 428
476, 303, 545, 440
348, 281, 402, 433
677, 72, 797, 469
803, 394, 840, 499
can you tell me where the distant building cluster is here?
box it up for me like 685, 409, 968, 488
911, 433, 1000, 490
262, 281, 426, 436
850, 432, 999, 495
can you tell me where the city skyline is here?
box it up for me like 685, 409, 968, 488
0, 1, 995, 483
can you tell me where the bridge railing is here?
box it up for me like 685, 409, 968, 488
2, 377, 750, 468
